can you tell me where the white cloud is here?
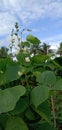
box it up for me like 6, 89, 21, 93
1, 0, 62, 22
0, 0, 62, 45
0, 12, 17, 35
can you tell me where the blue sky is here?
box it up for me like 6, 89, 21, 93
0, 0, 62, 48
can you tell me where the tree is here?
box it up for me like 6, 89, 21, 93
0, 46, 9, 58
42, 42, 50, 55
57, 42, 62, 56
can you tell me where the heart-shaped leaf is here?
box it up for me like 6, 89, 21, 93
37, 71, 56, 86
0, 85, 26, 113
31, 85, 49, 107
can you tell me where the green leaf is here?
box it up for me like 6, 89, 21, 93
52, 79, 62, 90
0, 114, 10, 128
0, 58, 13, 72
0, 85, 26, 114
31, 85, 49, 107
10, 97, 29, 115
0, 60, 21, 85
0, 127, 2, 130
34, 123, 56, 130
6, 64, 20, 81
26, 35, 40, 46
5, 117, 28, 130
31, 54, 49, 63
0, 64, 25, 86
0, 72, 8, 85
24, 41, 30, 47
37, 101, 51, 123
37, 71, 56, 86
0, 126, 2, 130
25, 107, 39, 121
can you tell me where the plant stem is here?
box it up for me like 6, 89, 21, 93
25, 73, 30, 89
51, 95, 56, 128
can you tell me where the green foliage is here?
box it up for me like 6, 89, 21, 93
31, 54, 49, 64
33, 122, 56, 130
0, 25, 62, 130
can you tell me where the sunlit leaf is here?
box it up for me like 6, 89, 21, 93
6, 64, 20, 81
52, 79, 62, 90
0, 85, 26, 113
31, 85, 49, 107
26, 35, 40, 46
37, 71, 56, 86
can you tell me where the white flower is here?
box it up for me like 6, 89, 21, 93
25, 57, 30, 62
18, 71, 23, 76
0, 71, 3, 74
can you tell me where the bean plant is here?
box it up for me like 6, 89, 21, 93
0, 23, 62, 130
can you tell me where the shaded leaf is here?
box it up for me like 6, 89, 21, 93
0, 126, 2, 130
37, 100, 51, 123
5, 117, 28, 130
0, 72, 8, 85
34, 123, 56, 130
25, 107, 39, 120
10, 97, 29, 115
31, 101, 51, 123
0, 114, 10, 129
24, 42, 30, 47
